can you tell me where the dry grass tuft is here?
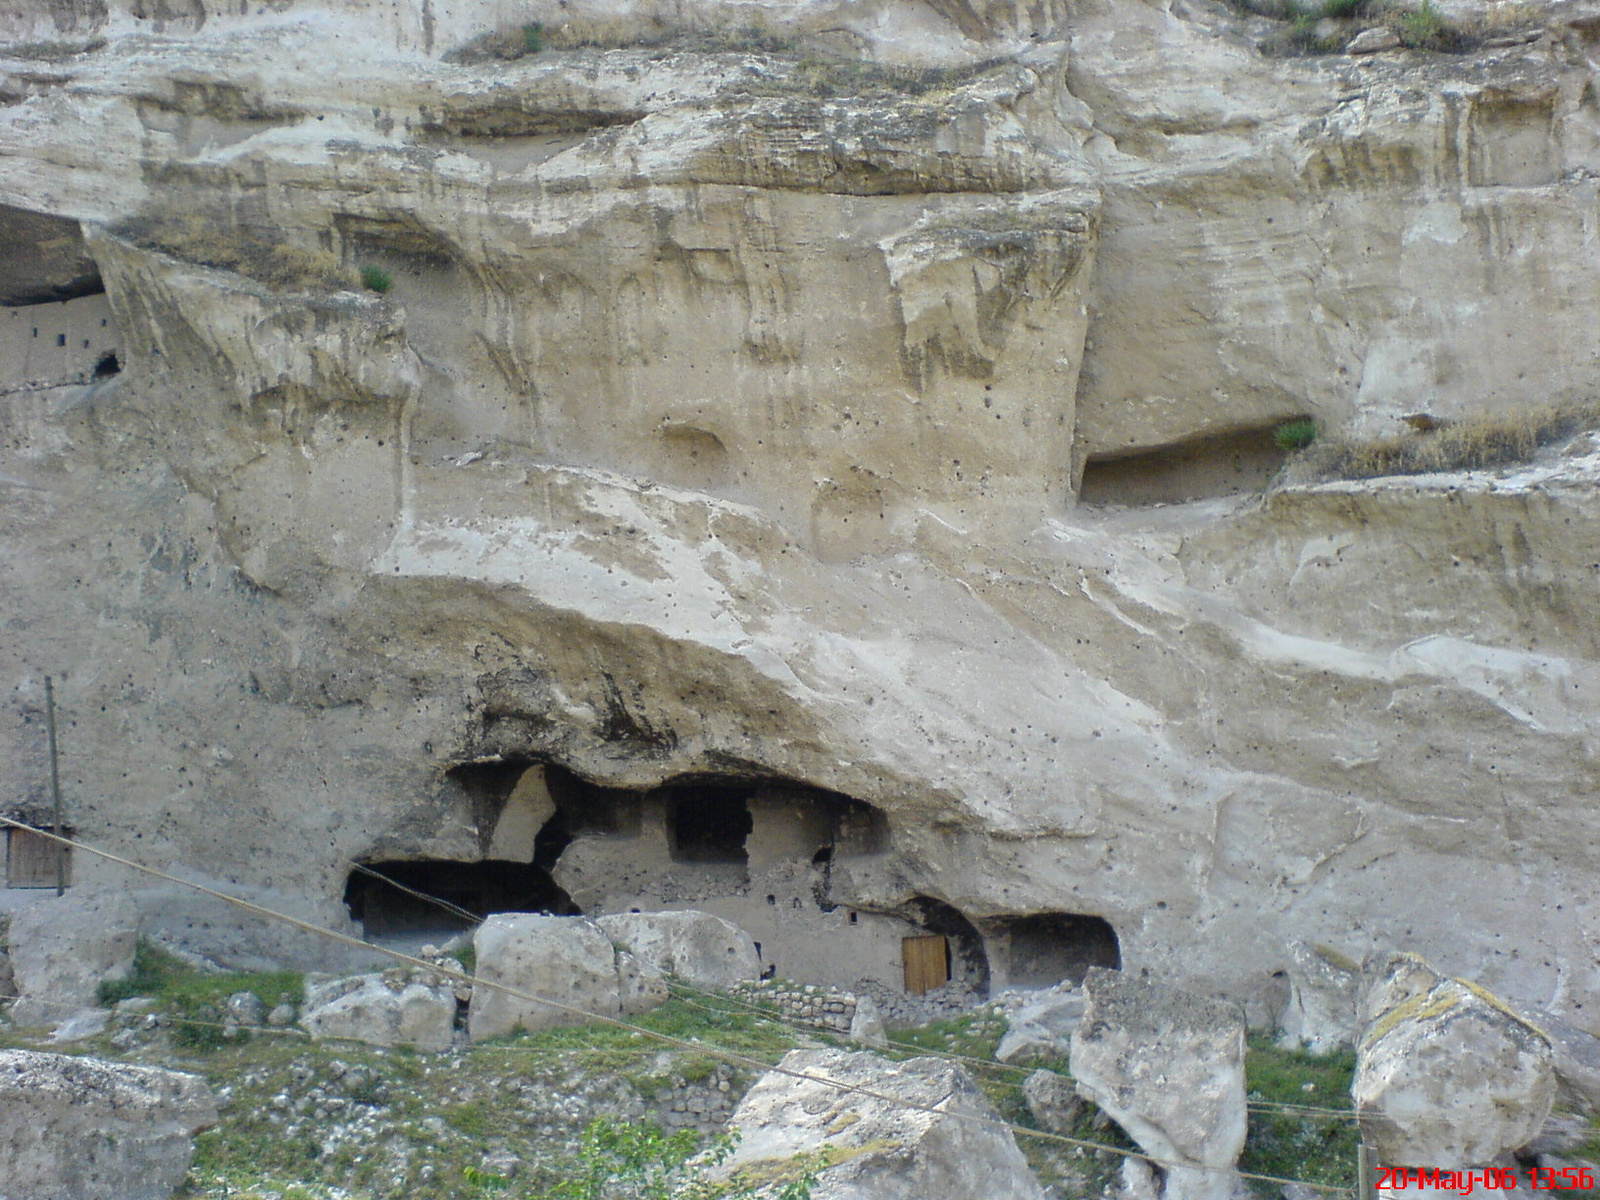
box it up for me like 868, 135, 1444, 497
1292, 400, 1600, 482
114, 215, 359, 293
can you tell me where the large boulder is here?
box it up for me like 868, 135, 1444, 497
996, 984, 1087, 1064
1354, 954, 1555, 1166
1277, 940, 1362, 1054
6, 890, 138, 1025
300, 968, 457, 1051
469, 913, 665, 1040
0, 1049, 218, 1200
594, 910, 761, 991
716, 1048, 1048, 1200
1069, 968, 1247, 1200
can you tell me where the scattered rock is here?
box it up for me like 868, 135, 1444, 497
595, 911, 761, 991
224, 991, 266, 1028
1022, 1068, 1083, 1134
300, 970, 457, 1051
996, 984, 1086, 1064
848, 993, 888, 1049
1277, 940, 1362, 1054
1112, 1155, 1163, 1200
1069, 967, 1247, 1200
265, 1002, 296, 1028
1346, 26, 1401, 53
481, 1149, 524, 1179
0, 1048, 217, 1200
48, 1008, 111, 1043
1355, 954, 1555, 1166
6, 890, 138, 1025
468, 914, 626, 1041
716, 1048, 1048, 1200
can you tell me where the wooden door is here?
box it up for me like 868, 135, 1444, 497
6, 828, 64, 888
903, 935, 950, 995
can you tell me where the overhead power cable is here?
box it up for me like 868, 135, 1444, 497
0, 818, 1356, 1196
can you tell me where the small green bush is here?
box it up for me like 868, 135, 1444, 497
1267, 5, 1345, 54
522, 22, 544, 53
1274, 418, 1319, 451
1399, 0, 1448, 47
1321, 0, 1365, 17
359, 265, 392, 294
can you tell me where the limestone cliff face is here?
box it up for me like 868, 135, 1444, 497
2, 0, 1598, 1017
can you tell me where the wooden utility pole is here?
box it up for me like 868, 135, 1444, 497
1358, 1142, 1378, 1200
44, 675, 64, 896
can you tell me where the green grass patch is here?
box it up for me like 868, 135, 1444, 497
1240, 1035, 1358, 1192
98, 939, 302, 1051
359, 265, 392, 293
1273, 418, 1318, 451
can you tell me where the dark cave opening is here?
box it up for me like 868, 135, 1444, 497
1078, 423, 1303, 506
663, 782, 755, 864
343, 858, 580, 939
92, 351, 120, 377
991, 911, 1121, 987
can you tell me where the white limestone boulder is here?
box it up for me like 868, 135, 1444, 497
996, 984, 1087, 1063
1355, 956, 1555, 1166
1069, 968, 1247, 1200
0, 1049, 218, 1200
1278, 940, 1363, 1054
716, 1047, 1048, 1200
595, 910, 761, 991
470, 913, 651, 1040
300, 968, 457, 1051
848, 993, 889, 1049
6, 890, 138, 1026
616, 947, 670, 1016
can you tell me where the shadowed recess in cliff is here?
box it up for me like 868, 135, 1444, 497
0, 203, 103, 306
343, 857, 581, 939
1078, 422, 1306, 506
